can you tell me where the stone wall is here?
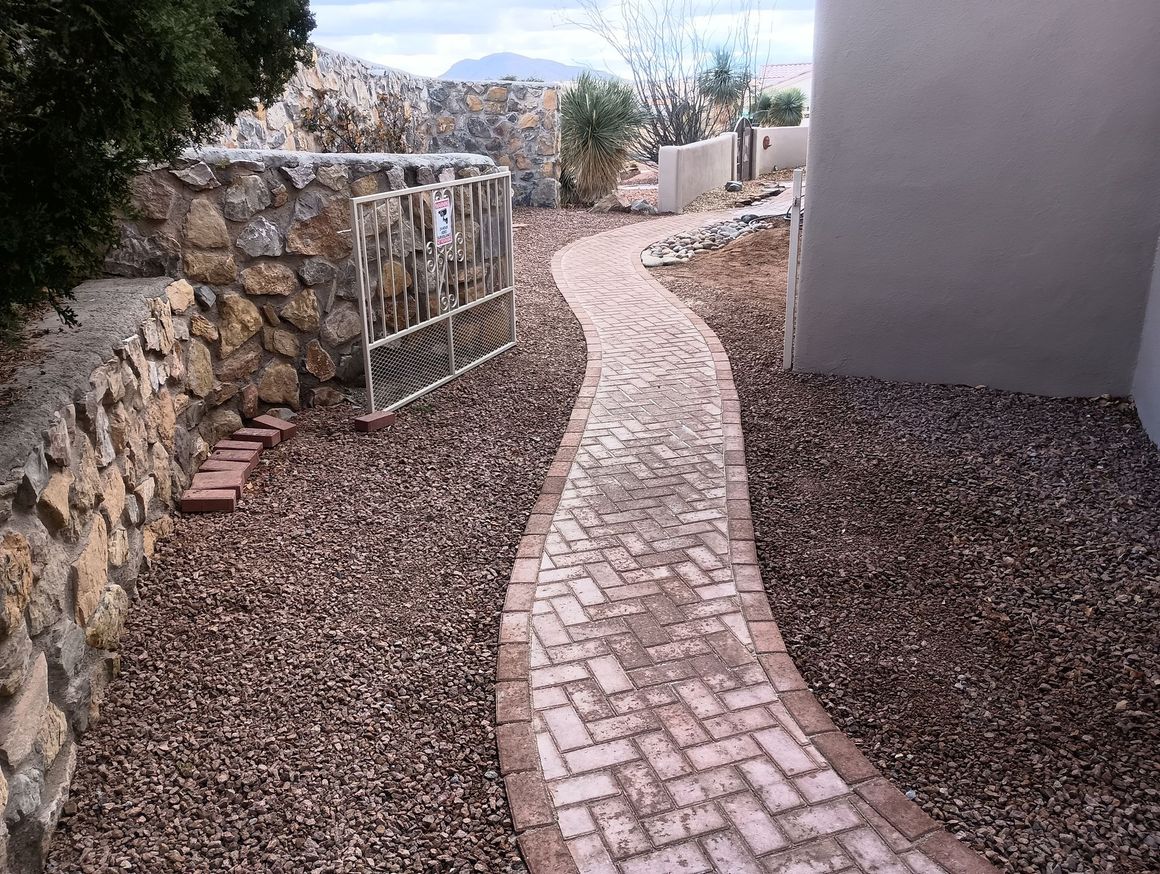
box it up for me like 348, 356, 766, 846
213, 48, 560, 207
0, 277, 189, 871
108, 148, 497, 413
0, 147, 498, 871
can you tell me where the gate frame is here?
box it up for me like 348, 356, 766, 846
734, 117, 754, 181
350, 168, 517, 413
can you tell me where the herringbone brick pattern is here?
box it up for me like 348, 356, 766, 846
499, 216, 995, 874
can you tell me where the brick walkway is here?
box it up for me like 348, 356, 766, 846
496, 216, 995, 874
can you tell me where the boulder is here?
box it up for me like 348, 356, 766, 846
236, 216, 283, 257
223, 174, 271, 222
241, 262, 299, 297
286, 191, 353, 260
280, 290, 321, 333
184, 199, 230, 249
321, 304, 363, 346
217, 294, 263, 357
183, 251, 237, 284
0, 533, 34, 636
165, 279, 196, 314
258, 362, 300, 409
305, 340, 336, 381
170, 161, 220, 190
71, 516, 108, 627
262, 328, 300, 358
186, 340, 214, 398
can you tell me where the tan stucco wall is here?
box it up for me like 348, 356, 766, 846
754, 126, 808, 174
658, 133, 736, 213
794, 1, 1160, 402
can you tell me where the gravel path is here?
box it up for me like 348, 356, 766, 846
48, 208, 643, 873
656, 227, 1160, 873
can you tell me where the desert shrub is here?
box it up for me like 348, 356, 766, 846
560, 73, 646, 205
754, 88, 806, 127
301, 88, 415, 154
0, 0, 314, 326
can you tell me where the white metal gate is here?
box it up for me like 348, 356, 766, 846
350, 169, 516, 412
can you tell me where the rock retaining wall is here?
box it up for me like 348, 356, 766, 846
0, 147, 498, 871
109, 148, 497, 413
213, 48, 560, 207
0, 278, 190, 871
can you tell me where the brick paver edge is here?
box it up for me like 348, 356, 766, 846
494, 217, 999, 874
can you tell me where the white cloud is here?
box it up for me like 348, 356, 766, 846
310, 0, 815, 77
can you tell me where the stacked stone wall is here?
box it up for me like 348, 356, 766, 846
213, 48, 561, 207
0, 147, 497, 871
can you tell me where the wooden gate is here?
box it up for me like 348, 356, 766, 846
734, 117, 754, 181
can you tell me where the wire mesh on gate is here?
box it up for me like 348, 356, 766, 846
350, 169, 517, 412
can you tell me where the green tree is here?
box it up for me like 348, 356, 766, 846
560, 73, 646, 205
697, 48, 752, 122
0, 0, 314, 325
754, 87, 806, 127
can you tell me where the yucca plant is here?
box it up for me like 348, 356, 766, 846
697, 48, 751, 119
560, 73, 646, 205
753, 87, 806, 126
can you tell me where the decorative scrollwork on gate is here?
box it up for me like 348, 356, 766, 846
424, 187, 467, 315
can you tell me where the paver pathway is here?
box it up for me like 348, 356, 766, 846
496, 215, 994, 874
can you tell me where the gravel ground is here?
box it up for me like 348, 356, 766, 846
658, 227, 1160, 874
48, 208, 644, 873
683, 169, 796, 213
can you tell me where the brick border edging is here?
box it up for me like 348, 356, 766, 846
492, 240, 598, 873
628, 243, 998, 874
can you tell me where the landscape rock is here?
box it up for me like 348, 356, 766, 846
170, 162, 219, 190
241, 262, 299, 297
257, 362, 300, 409
217, 294, 263, 357
280, 290, 321, 332
304, 341, 336, 381
183, 251, 237, 284
236, 216, 284, 257
223, 174, 271, 222
184, 200, 230, 249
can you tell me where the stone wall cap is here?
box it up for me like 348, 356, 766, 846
180, 148, 497, 172
0, 277, 171, 477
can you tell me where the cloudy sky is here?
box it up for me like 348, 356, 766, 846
309, 0, 816, 78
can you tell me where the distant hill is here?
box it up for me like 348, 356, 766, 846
439, 52, 611, 83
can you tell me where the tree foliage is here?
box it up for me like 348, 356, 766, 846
0, 0, 314, 324
560, 73, 646, 205
754, 87, 806, 127
697, 49, 752, 119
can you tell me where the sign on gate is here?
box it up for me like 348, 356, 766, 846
350, 169, 517, 412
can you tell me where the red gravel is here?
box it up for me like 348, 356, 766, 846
48, 208, 643, 873
658, 226, 1160, 873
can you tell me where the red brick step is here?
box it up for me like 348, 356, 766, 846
215, 440, 264, 453
252, 414, 297, 440
180, 489, 237, 513
191, 470, 246, 497
354, 410, 397, 433
233, 427, 281, 448
199, 459, 253, 475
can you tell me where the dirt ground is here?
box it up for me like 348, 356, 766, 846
48, 209, 644, 874
657, 227, 1160, 873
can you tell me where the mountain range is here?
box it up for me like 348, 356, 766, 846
439, 52, 611, 82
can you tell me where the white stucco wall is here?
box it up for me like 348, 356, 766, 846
658, 133, 736, 213
754, 127, 808, 174
1133, 241, 1160, 444
795, 1, 1160, 401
